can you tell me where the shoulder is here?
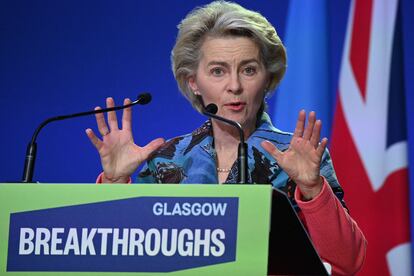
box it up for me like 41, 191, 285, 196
148, 120, 212, 161
251, 113, 293, 151
138, 121, 213, 184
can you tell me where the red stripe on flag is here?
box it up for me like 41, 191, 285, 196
331, 98, 410, 275
350, 0, 373, 101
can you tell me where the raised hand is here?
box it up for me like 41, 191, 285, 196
86, 97, 165, 183
261, 110, 328, 200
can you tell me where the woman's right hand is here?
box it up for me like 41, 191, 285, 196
85, 97, 165, 183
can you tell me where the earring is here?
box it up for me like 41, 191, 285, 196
194, 90, 201, 96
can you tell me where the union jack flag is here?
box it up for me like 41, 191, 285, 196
330, 0, 411, 275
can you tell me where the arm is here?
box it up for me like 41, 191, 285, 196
262, 110, 367, 274
296, 178, 367, 275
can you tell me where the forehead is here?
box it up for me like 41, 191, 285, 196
199, 36, 260, 63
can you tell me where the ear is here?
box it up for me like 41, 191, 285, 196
188, 76, 199, 94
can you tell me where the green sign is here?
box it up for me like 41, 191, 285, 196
0, 184, 272, 275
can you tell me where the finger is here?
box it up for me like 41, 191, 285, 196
106, 97, 119, 131
293, 110, 306, 138
94, 106, 110, 136
85, 128, 103, 151
316, 137, 328, 157
303, 111, 316, 140
310, 120, 322, 148
261, 140, 282, 162
141, 138, 166, 158
122, 98, 132, 131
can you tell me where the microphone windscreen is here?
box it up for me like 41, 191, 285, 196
137, 93, 152, 105
205, 103, 218, 114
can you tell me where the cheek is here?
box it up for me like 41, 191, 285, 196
197, 80, 223, 101
200, 89, 219, 103
251, 97, 264, 114
248, 86, 266, 105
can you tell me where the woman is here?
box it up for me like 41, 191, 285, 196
86, 1, 366, 274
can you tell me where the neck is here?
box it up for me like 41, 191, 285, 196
213, 122, 238, 150
211, 119, 256, 184
212, 119, 254, 170
212, 119, 254, 149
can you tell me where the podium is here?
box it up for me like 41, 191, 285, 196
0, 184, 327, 275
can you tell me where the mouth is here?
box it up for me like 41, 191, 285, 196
224, 101, 246, 111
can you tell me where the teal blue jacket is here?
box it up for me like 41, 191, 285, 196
137, 113, 345, 209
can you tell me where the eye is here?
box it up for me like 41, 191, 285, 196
210, 67, 224, 76
243, 66, 257, 76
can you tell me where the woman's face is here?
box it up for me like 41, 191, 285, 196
188, 36, 269, 133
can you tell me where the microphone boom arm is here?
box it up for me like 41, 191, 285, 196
202, 105, 248, 184
22, 93, 151, 183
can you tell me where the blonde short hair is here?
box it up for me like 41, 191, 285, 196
171, 1, 287, 112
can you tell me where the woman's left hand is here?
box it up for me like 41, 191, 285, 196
261, 110, 328, 200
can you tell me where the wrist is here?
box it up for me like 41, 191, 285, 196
102, 173, 130, 184
297, 176, 323, 201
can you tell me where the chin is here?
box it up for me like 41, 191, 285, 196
230, 115, 254, 128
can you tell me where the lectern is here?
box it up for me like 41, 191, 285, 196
0, 184, 327, 275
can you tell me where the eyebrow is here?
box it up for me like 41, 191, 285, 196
207, 58, 260, 67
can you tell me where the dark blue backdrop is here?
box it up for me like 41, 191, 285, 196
1, 1, 292, 182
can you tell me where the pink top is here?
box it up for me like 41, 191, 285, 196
295, 178, 367, 275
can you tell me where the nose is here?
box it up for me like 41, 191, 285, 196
226, 72, 242, 94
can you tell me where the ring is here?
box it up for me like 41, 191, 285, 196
101, 130, 110, 137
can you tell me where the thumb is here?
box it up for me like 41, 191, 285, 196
141, 138, 165, 158
261, 140, 283, 162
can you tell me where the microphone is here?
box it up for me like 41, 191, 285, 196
202, 103, 249, 184
22, 93, 152, 183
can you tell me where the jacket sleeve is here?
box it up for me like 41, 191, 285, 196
95, 172, 132, 184
295, 179, 367, 275
136, 160, 160, 183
